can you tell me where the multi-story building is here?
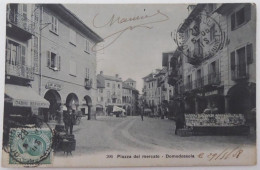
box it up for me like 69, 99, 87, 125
215, 3, 256, 114
142, 69, 162, 114
4, 4, 50, 140
96, 71, 123, 115
169, 3, 256, 115
4, 4, 102, 126
29, 4, 103, 121
122, 82, 134, 115
96, 72, 139, 116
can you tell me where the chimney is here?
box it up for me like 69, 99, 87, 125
115, 74, 119, 78
100, 71, 103, 75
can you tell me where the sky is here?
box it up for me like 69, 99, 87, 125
65, 4, 189, 92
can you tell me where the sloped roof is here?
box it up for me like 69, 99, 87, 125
125, 78, 136, 82
122, 82, 133, 90
45, 4, 103, 43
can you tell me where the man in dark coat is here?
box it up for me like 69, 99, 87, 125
63, 107, 76, 134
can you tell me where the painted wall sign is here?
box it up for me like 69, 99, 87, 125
45, 82, 62, 91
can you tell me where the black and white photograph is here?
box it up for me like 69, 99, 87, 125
0, 1, 257, 168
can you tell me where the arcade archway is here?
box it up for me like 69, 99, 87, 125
227, 83, 256, 114
84, 95, 92, 120
44, 90, 61, 122
66, 93, 79, 109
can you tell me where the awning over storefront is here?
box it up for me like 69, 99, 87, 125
5, 84, 50, 108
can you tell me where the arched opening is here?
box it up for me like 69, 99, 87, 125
84, 95, 92, 120
227, 83, 256, 114
66, 93, 79, 109
96, 104, 104, 116
44, 90, 61, 122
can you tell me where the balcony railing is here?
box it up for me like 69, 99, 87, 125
85, 78, 93, 90
7, 10, 35, 39
231, 65, 249, 81
186, 48, 203, 66
5, 62, 34, 80
184, 73, 221, 92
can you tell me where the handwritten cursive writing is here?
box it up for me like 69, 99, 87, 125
197, 146, 244, 161
92, 10, 169, 52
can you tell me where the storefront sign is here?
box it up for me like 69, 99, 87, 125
13, 99, 49, 108
45, 82, 62, 91
185, 114, 246, 127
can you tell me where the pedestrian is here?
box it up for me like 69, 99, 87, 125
140, 109, 144, 121
63, 106, 76, 135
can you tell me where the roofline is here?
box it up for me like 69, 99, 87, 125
44, 4, 103, 43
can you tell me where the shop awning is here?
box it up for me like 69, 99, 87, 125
5, 84, 50, 108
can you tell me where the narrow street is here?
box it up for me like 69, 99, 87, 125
55, 116, 256, 156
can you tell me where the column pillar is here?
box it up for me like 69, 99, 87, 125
224, 95, 230, 113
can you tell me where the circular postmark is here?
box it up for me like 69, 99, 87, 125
9, 127, 52, 165
173, 12, 226, 63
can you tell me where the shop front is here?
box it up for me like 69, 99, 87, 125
177, 86, 250, 136
4, 84, 50, 146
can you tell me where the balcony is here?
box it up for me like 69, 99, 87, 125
5, 62, 34, 80
231, 64, 249, 81
168, 70, 181, 86
6, 10, 35, 40
184, 73, 221, 92
84, 78, 93, 90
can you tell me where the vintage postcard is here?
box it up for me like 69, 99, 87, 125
1, 1, 257, 168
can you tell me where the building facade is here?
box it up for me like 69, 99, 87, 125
96, 72, 123, 115
96, 72, 139, 116
168, 3, 256, 115
30, 4, 103, 121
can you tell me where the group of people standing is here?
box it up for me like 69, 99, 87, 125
45, 105, 78, 135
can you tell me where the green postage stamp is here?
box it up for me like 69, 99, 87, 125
9, 128, 52, 165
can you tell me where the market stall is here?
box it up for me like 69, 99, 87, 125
179, 113, 249, 136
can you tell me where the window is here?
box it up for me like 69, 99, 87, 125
6, 39, 27, 66
47, 51, 60, 71
50, 16, 58, 34
85, 39, 90, 53
101, 97, 103, 102
118, 84, 120, 88
69, 60, 76, 76
107, 83, 110, 87
231, 5, 251, 31
230, 44, 253, 68
112, 98, 116, 103
69, 29, 76, 45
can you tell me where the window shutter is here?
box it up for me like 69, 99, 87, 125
245, 4, 251, 22
57, 55, 61, 70
230, 51, 236, 70
56, 18, 59, 33
216, 59, 220, 74
231, 13, 235, 31
47, 51, 51, 67
246, 43, 253, 64
21, 45, 26, 65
